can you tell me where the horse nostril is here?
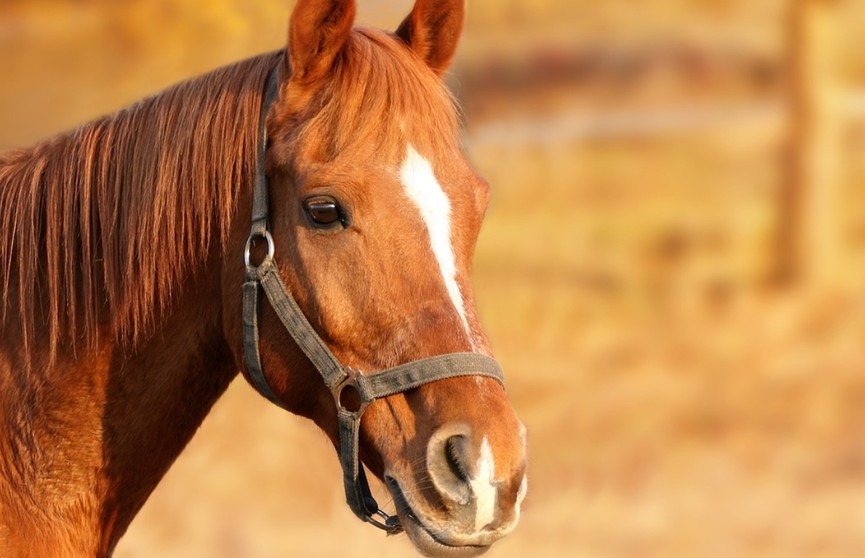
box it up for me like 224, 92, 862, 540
427, 428, 474, 507
444, 435, 470, 484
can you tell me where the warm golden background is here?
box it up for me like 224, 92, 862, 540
4, 0, 865, 556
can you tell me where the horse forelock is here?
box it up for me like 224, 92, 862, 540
272, 28, 461, 165
0, 52, 280, 362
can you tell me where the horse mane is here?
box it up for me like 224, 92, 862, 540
0, 28, 459, 365
0, 51, 280, 361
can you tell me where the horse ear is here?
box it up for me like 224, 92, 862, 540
395, 0, 465, 75
288, 0, 356, 84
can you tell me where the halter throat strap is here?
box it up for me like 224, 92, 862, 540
241, 67, 505, 533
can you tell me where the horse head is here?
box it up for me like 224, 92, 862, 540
222, 1, 527, 555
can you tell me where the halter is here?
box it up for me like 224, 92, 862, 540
242, 67, 505, 533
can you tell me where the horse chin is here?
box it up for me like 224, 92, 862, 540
386, 477, 491, 558
400, 514, 491, 558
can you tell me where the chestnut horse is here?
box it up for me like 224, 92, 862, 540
0, 1, 527, 556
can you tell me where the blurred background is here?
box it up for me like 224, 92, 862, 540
3, 0, 865, 556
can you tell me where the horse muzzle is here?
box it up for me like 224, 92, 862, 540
384, 423, 528, 558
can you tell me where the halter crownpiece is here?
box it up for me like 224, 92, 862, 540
241, 66, 505, 532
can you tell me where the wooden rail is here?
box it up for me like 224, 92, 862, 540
464, 92, 864, 145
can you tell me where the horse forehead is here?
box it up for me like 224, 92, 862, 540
318, 142, 474, 199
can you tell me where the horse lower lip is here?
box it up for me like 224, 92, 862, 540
385, 477, 490, 557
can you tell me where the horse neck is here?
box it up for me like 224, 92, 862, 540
0, 54, 283, 553
0, 250, 238, 555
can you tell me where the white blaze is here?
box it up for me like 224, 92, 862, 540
470, 437, 498, 529
400, 144, 471, 339
517, 475, 528, 505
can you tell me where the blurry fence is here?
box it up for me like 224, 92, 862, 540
463, 0, 861, 291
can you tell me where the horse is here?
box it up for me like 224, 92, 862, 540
0, 0, 527, 556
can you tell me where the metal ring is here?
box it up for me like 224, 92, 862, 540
244, 230, 275, 269
365, 508, 403, 534
334, 367, 372, 418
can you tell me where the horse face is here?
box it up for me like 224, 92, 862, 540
239, 1, 527, 555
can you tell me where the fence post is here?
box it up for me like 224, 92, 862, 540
781, 0, 843, 287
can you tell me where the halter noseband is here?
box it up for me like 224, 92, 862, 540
241, 67, 505, 533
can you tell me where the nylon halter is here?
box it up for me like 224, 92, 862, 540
242, 67, 505, 532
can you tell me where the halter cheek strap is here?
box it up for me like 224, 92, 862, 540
242, 67, 505, 533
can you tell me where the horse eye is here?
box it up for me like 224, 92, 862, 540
304, 197, 344, 227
